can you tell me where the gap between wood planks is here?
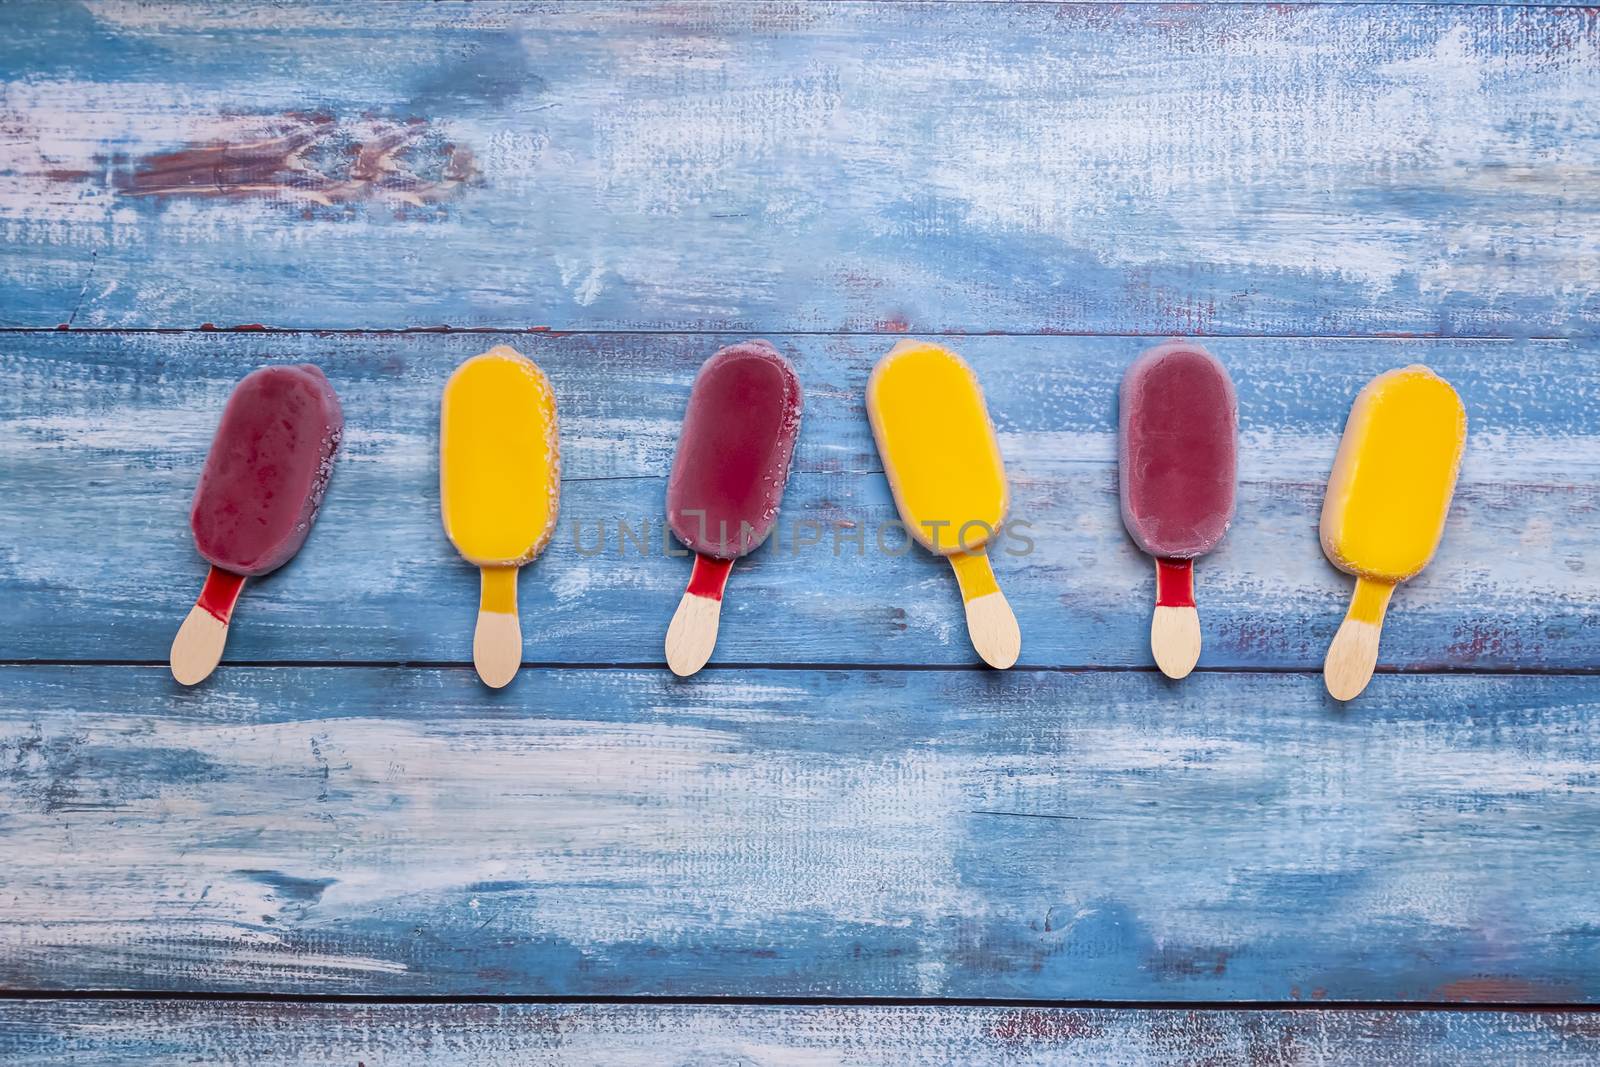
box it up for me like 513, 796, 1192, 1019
2, 990, 1599, 1013
1, 659, 1596, 676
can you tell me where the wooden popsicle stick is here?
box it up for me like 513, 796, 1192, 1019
1324, 575, 1396, 701
949, 549, 1020, 670
665, 554, 734, 678
473, 565, 522, 689
170, 565, 245, 686
1151, 557, 1202, 680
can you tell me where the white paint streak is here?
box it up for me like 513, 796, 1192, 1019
8, 8, 1596, 329
0, 693, 975, 986
14, 1001, 1592, 1066
3, 670, 1599, 995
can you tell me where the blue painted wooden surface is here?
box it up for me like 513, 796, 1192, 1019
2, 2, 1597, 336
5, 1001, 1600, 1066
3, 0, 1600, 1060
3, 666, 1600, 1000
4, 332, 1596, 669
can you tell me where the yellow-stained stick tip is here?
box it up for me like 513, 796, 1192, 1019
1324, 577, 1395, 701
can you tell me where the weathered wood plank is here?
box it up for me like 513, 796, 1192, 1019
4, 1000, 1600, 1066
2, 331, 1594, 669
2, 665, 1598, 998
3, 2, 1596, 334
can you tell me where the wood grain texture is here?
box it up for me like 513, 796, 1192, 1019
4, 0, 1600, 1040
3, 2, 1597, 335
3, 665, 1599, 999
3, 331, 1594, 669
5, 1001, 1600, 1066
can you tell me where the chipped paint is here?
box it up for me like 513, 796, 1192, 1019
6, 1001, 1600, 1065
2, 666, 1600, 999
0, 3, 1596, 330
1, 0, 1598, 1027
83, 113, 481, 209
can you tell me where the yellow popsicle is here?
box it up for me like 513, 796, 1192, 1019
867, 339, 1019, 668
440, 345, 561, 688
1320, 364, 1466, 700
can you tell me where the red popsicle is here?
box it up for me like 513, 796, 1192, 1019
664, 341, 802, 676
170, 364, 343, 685
1118, 341, 1237, 679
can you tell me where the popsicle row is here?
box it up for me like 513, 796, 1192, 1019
168, 339, 1467, 701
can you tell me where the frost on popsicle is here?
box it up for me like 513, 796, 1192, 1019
190, 363, 344, 576
667, 340, 804, 559
173, 362, 344, 687
1117, 341, 1238, 560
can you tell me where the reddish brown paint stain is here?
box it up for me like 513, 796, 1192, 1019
61, 113, 480, 209
1148, 945, 1232, 979
1435, 976, 1572, 1003
1445, 619, 1541, 665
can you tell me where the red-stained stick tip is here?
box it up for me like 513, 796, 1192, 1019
196, 566, 247, 624
686, 554, 735, 601
1155, 557, 1196, 608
